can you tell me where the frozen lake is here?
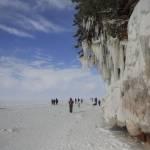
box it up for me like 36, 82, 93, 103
0, 103, 146, 150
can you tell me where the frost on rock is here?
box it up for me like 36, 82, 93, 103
80, 0, 150, 136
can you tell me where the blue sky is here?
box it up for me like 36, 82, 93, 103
0, 0, 106, 105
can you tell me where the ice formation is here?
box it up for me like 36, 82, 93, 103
80, 0, 150, 137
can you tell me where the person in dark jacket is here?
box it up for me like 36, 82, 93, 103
93, 97, 98, 106
98, 100, 101, 106
75, 98, 77, 104
78, 98, 80, 103
56, 98, 58, 105
69, 98, 74, 113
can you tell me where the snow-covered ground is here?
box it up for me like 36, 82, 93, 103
0, 103, 145, 150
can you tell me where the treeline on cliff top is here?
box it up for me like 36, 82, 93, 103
72, 0, 139, 49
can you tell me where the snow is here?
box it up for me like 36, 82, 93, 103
0, 103, 144, 150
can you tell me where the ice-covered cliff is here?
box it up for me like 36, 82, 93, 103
80, 0, 150, 139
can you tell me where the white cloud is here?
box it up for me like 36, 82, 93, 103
0, 0, 71, 38
0, 56, 106, 104
36, 0, 72, 10
16, 15, 66, 33
0, 0, 72, 11
0, 24, 33, 38
0, 0, 30, 11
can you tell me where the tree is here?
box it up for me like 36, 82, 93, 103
72, 0, 139, 49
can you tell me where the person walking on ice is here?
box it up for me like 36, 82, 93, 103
98, 100, 101, 106
78, 100, 80, 108
69, 98, 74, 113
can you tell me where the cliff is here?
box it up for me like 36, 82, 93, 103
74, 0, 150, 138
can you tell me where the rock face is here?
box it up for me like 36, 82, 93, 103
81, 0, 150, 136
121, 0, 150, 135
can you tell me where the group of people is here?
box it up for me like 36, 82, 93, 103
50, 97, 101, 113
74, 98, 83, 104
51, 98, 59, 105
68, 98, 83, 113
91, 97, 101, 106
